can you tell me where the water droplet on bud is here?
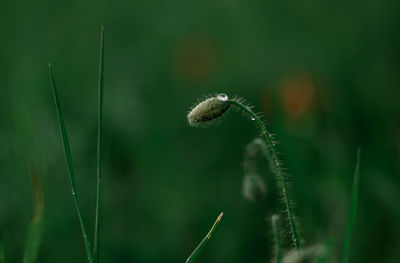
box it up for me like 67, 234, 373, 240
188, 94, 231, 126
217, 93, 228, 101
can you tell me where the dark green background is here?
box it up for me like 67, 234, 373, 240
0, 0, 399, 262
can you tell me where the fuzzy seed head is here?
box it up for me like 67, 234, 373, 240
242, 173, 266, 202
187, 94, 231, 126
282, 245, 327, 263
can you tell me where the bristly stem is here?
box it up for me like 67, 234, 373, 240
48, 63, 94, 263
185, 212, 223, 263
93, 25, 104, 263
229, 99, 301, 251
271, 214, 282, 263
342, 147, 361, 263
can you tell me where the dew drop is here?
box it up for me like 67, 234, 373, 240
251, 117, 255, 121
217, 93, 228, 102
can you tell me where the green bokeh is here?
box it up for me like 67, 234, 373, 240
0, 0, 399, 262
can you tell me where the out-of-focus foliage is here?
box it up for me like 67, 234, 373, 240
23, 170, 44, 263
0, 0, 399, 262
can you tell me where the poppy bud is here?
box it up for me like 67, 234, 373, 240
242, 173, 266, 202
187, 94, 230, 127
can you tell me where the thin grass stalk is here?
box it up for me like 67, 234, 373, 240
93, 25, 104, 263
229, 99, 301, 251
185, 212, 223, 263
342, 147, 361, 263
48, 63, 94, 263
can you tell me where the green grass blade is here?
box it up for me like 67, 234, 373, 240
185, 212, 223, 263
271, 214, 281, 263
93, 25, 104, 263
23, 170, 44, 263
48, 63, 94, 263
342, 147, 361, 263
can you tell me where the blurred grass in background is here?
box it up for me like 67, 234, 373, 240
0, 0, 399, 262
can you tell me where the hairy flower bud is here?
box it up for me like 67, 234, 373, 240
187, 94, 230, 126
282, 244, 327, 263
242, 173, 266, 202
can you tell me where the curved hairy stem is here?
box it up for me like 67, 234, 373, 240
271, 214, 282, 263
229, 99, 301, 251
49, 63, 94, 263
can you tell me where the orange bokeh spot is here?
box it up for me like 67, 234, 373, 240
280, 74, 316, 121
175, 35, 217, 83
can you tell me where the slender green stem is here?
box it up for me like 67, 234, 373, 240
185, 212, 223, 263
342, 148, 361, 263
271, 214, 282, 263
49, 63, 94, 263
93, 25, 104, 263
229, 99, 301, 250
